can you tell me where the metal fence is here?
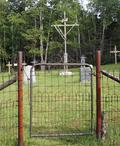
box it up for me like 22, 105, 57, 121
0, 72, 18, 146
0, 52, 23, 146
101, 69, 120, 145
0, 51, 120, 146
30, 63, 94, 137
96, 51, 120, 145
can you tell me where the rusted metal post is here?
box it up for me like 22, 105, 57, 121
18, 51, 24, 146
96, 50, 102, 139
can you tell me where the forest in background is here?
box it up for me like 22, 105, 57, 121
0, 0, 120, 68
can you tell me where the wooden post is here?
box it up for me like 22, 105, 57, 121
96, 50, 102, 139
18, 51, 24, 146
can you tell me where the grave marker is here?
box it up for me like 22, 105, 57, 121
6, 61, 11, 74
110, 45, 120, 64
80, 67, 91, 82
6, 62, 26, 74
81, 55, 86, 64
24, 65, 36, 83
80, 55, 91, 82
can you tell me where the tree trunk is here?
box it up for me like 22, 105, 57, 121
78, 27, 81, 61
0, 60, 1, 72
100, 22, 105, 54
92, 15, 97, 64
39, 11, 45, 70
12, 22, 14, 66
45, 32, 50, 63
39, 11, 44, 64
45, 9, 53, 63
3, 25, 5, 50
33, 16, 37, 65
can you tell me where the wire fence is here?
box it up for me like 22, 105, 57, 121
0, 58, 120, 146
0, 72, 18, 146
30, 64, 94, 137
101, 69, 120, 145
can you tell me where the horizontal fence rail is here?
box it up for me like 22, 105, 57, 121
30, 63, 94, 137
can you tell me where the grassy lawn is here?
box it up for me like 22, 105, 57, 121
0, 63, 120, 146
101, 63, 120, 70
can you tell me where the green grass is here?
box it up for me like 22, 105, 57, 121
100, 63, 120, 70
0, 63, 120, 146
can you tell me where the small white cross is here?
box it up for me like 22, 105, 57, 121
110, 45, 120, 64
6, 62, 26, 74
6, 61, 12, 74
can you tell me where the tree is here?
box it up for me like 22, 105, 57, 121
7, 0, 26, 12
22, 0, 53, 64
0, 0, 120, 66
49, 0, 81, 62
7, 11, 26, 63
0, 0, 8, 71
89, 0, 120, 54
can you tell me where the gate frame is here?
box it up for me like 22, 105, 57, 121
30, 63, 94, 137
17, 51, 101, 141
96, 50, 102, 139
18, 51, 24, 146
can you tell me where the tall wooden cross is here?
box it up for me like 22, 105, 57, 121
110, 45, 120, 64
52, 11, 79, 65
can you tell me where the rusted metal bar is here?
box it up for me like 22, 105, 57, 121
31, 63, 92, 67
101, 70, 120, 84
96, 50, 102, 139
18, 51, 24, 146
0, 75, 17, 91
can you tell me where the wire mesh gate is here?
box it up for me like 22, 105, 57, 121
30, 63, 93, 137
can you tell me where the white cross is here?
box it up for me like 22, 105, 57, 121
6, 62, 26, 74
52, 12, 79, 64
52, 12, 79, 71
6, 61, 12, 74
110, 45, 120, 64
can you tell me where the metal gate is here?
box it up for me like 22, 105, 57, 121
30, 63, 93, 137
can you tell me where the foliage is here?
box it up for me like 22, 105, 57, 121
0, 0, 120, 65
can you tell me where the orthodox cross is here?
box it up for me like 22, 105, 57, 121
52, 12, 79, 65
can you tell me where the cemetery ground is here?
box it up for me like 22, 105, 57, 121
0, 63, 120, 146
